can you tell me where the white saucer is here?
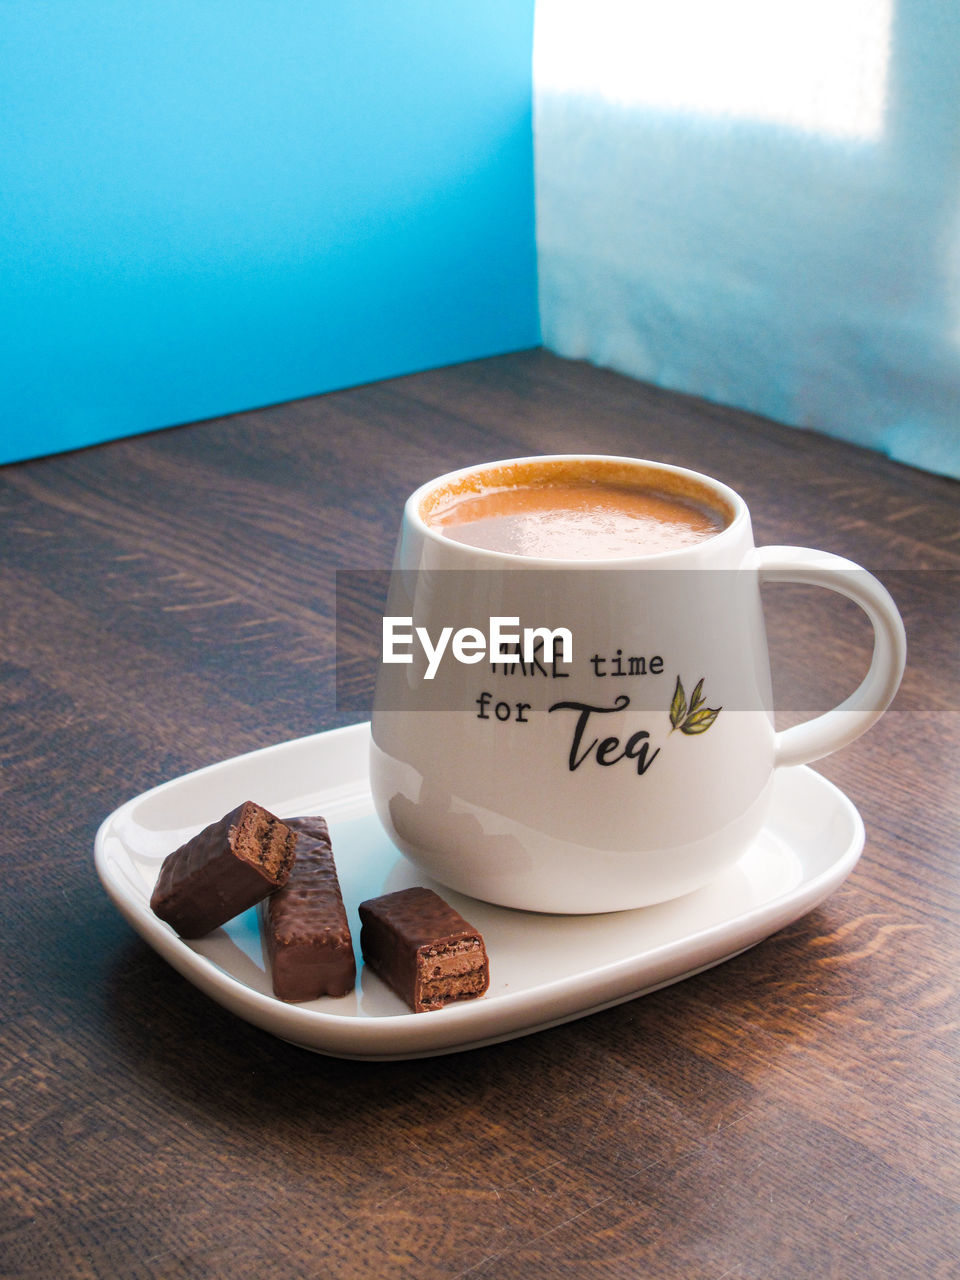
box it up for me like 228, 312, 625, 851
94, 722, 864, 1060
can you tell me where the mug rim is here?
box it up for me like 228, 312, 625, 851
406, 453, 749, 566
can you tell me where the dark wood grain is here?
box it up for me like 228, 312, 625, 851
1, 350, 957, 1279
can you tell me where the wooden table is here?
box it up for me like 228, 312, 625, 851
3, 351, 958, 1279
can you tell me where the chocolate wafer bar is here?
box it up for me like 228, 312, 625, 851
262, 816, 356, 1001
150, 800, 297, 938
358, 887, 489, 1012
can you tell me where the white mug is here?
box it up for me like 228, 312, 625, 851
369, 455, 906, 913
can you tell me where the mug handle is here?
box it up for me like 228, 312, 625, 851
746, 546, 907, 768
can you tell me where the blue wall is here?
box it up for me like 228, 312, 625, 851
1, 1, 539, 465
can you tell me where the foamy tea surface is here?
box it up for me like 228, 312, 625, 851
428, 480, 726, 559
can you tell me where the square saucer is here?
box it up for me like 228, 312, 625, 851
94, 723, 864, 1060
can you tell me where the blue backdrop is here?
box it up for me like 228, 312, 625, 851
1, 1, 539, 464
5, 2, 958, 478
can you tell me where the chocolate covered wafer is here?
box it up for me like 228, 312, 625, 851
359, 887, 489, 1012
262, 816, 356, 1001
150, 801, 297, 938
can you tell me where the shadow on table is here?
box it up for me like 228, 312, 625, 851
99, 899, 847, 1124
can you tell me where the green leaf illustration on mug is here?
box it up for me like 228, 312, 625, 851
669, 676, 721, 735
